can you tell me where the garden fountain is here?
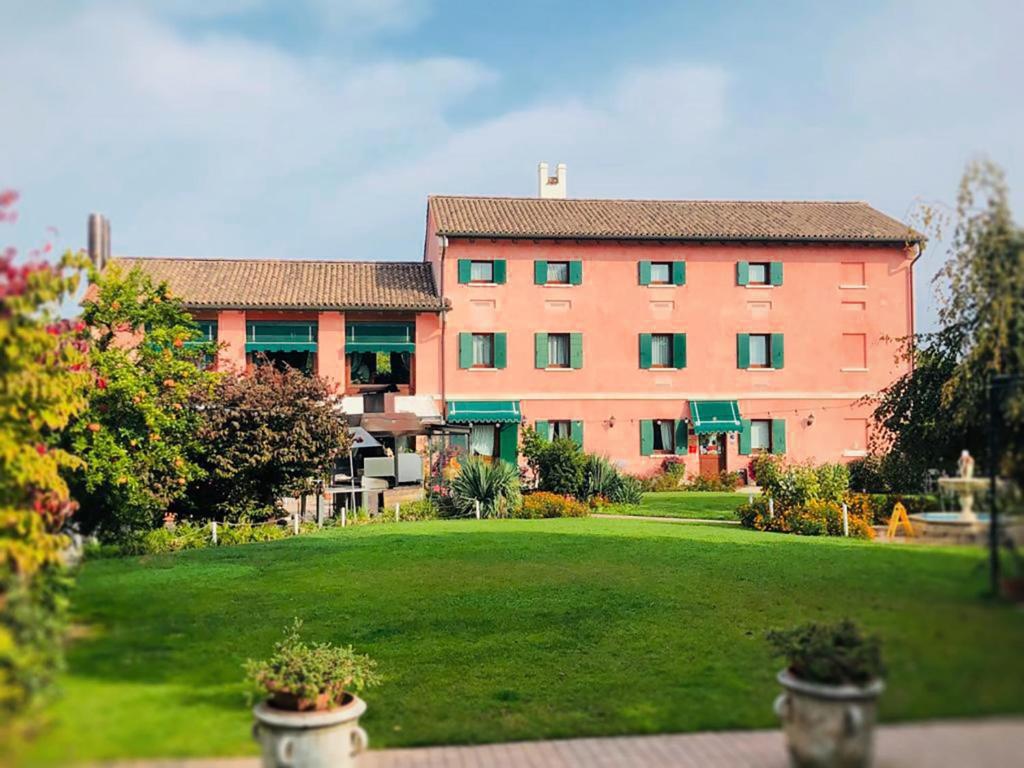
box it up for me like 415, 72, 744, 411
910, 451, 996, 542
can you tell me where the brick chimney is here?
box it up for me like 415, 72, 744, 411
87, 213, 110, 271
538, 162, 567, 199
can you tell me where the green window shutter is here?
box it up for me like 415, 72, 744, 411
493, 260, 507, 285
494, 332, 508, 369
534, 260, 547, 285
738, 419, 752, 455
498, 423, 519, 465
770, 261, 784, 286
771, 419, 787, 454
457, 259, 472, 284
535, 420, 550, 440
640, 420, 654, 456
458, 332, 473, 368
639, 333, 653, 369
737, 261, 750, 286
534, 332, 548, 368
771, 333, 785, 369
638, 261, 652, 285
570, 333, 584, 369
673, 333, 687, 368
672, 261, 686, 285
737, 333, 750, 369
571, 420, 584, 448
674, 420, 688, 455
569, 260, 583, 285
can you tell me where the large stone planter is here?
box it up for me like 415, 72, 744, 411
774, 669, 884, 768
253, 694, 368, 768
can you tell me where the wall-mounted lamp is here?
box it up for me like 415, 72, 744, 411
805, 413, 816, 427
605, 415, 617, 429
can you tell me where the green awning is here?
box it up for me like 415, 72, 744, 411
184, 320, 217, 347
246, 321, 317, 353
446, 400, 522, 424
690, 400, 742, 433
346, 322, 415, 354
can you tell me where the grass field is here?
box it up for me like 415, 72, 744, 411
605, 490, 750, 520
17, 518, 1024, 764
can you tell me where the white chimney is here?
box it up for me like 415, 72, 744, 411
537, 162, 567, 199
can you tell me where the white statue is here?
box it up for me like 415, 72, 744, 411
958, 450, 975, 479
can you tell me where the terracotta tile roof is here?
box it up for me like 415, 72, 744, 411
112, 257, 443, 311
429, 196, 921, 244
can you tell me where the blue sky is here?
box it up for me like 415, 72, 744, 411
2, 0, 1021, 328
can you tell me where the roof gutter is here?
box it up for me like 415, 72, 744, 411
434, 232, 923, 246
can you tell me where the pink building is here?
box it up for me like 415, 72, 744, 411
107, 164, 920, 480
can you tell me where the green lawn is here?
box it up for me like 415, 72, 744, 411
17, 518, 1024, 764
605, 490, 752, 520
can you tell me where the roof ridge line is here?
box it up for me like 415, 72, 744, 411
428, 195, 870, 205
114, 256, 426, 266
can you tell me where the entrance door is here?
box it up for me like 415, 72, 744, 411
698, 433, 727, 479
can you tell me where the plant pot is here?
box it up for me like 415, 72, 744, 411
253, 693, 368, 768
774, 669, 885, 768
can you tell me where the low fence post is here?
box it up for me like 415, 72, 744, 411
293, 511, 299, 536
842, 503, 849, 537
211, 520, 218, 546
395, 503, 400, 523
474, 500, 481, 520
748, 492, 754, 506
341, 507, 347, 527
768, 497, 775, 520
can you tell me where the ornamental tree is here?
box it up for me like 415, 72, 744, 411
0, 189, 90, 715
66, 264, 220, 539
185, 360, 351, 521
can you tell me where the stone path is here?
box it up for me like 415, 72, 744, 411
593, 513, 739, 525
104, 718, 1024, 767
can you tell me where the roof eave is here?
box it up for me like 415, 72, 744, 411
434, 231, 923, 245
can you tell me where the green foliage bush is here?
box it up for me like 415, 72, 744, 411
245, 619, 379, 710
450, 458, 522, 518
515, 492, 589, 519
536, 438, 586, 497
396, 499, 440, 521
767, 619, 884, 686
735, 497, 873, 539
611, 475, 645, 505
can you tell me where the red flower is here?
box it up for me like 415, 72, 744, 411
36, 443, 47, 456
96, 377, 107, 389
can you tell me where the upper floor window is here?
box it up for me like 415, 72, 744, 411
650, 333, 673, 367
471, 333, 494, 367
749, 333, 771, 368
649, 262, 672, 285
548, 333, 570, 368
546, 261, 570, 284
747, 262, 770, 285
470, 261, 494, 283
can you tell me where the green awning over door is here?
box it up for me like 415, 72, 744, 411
689, 400, 742, 433
246, 321, 317, 352
346, 322, 415, 353
446, 400, 522, 424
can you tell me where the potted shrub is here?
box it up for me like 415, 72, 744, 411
768, 619, 885, 768
246, 619, 379, 768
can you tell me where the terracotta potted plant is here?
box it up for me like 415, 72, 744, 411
769, 619, 885, 768
246, 619, 379, 768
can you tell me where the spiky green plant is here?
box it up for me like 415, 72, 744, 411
450, 457, 522, 518
583, 454, 619, 500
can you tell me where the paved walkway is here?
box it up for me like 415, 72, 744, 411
105, 718, 1024, 767
593, 513, 739, 525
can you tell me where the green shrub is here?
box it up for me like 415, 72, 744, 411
396, 499, 440, 521
536, 438, 586, 497
815, 463, 850, 504
767, 619, 884, 686
582, 455, 620, 500
245, 619, 379, 711
219, 522, 288, 545
451, 458, 522, 518
685, 471, 741, 492
611, 475, 644, 505
515, 492, 589, 519
848, 455, 886, 492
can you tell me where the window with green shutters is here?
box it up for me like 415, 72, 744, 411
536, 419, 583, 447
639, 260, 686, 286
737, 333, 784, 369
640, 419, 687, 455
737, 260, 783, 286
739, 418, 786, 455
458, 332, 507, 369
458, 259, 506, 284
534, 260, 582, 285
535, 332, 583, 369
639, 333, 686, 369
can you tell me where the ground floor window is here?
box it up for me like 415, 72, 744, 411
470, 424, 497, 457
249, 350, 315, 374
749, 419, 772, 453
548, 420, 572, 440
652, 419, 675, 453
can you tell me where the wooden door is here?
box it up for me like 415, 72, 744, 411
698, 433, 726, 479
